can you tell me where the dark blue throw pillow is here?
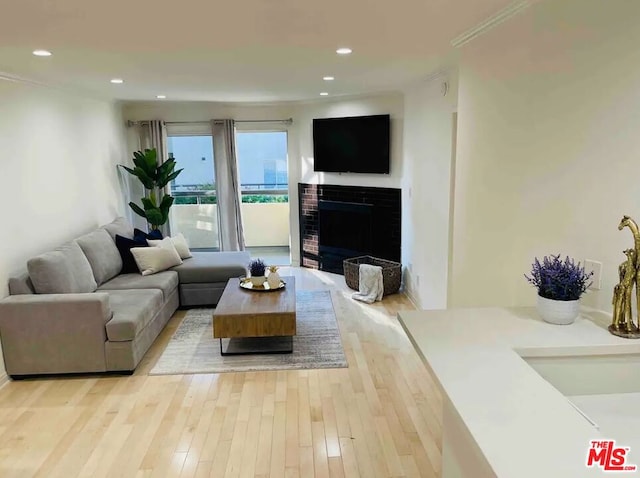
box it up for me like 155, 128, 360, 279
115, 234, 149, 273
134, 228, 163, 241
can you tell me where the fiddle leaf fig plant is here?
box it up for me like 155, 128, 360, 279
119, 148, 183, 230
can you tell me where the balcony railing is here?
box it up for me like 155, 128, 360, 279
172, 183, 288, 205
169, 184, 290, 249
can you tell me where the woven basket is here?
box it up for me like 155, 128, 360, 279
343, 256, 402, 296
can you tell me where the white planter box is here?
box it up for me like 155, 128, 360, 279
537, 295, 579, 325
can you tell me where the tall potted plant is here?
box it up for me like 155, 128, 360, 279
525, 254, 593, 325
120, 149, 183, 231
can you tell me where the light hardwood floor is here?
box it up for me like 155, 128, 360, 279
0, 268, 442, 477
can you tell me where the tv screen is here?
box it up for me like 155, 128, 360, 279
313, 114, 390, 174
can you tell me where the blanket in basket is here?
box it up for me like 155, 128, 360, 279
352, 263, 383, 303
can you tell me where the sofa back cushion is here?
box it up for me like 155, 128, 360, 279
77, 229, 123, 285
102, 217, 134, 241
27, 241, 98, 294
8, 273, 35, 295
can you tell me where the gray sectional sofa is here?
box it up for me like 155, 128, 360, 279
0, 217, 250, 378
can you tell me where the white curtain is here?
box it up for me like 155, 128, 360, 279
212, 119, 246, 251
138, 120, 171, 236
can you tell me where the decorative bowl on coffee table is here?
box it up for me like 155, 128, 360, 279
239, 276, 286, 292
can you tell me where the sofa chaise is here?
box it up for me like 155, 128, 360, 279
0, 217, 250, 377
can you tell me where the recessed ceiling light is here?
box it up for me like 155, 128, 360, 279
320, 92, 329, 96
110, 78, 124, 84
336, 48, 352, 55
323, 76, 335, 81
156, 95, 166, 99
32, 49, 52, 57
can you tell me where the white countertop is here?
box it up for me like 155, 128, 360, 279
398, 307, 640, 478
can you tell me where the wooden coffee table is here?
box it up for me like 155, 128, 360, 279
213, 277, 296, 355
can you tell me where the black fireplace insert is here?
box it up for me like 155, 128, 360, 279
318, 200, 373, 273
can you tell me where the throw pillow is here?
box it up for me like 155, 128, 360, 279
130, 238, 183, 276
115, 234, 149, 274
148, 233, 192, 259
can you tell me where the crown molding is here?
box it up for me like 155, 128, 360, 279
122, 89, 404, 109
0, 71, 50, 88
0, 70, 113, 102
400, 66, 458, 93
451, 0, 532, 48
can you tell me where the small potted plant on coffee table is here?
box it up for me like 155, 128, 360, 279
248, 258, 267, 287
525, 254, 593, 325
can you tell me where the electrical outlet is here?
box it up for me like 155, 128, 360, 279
585, 259, 602, 290
416, 274, 420, 287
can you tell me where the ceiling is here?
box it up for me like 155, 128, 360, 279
0, 0, 513, 103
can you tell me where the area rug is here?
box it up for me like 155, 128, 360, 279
149, 290, 348, 375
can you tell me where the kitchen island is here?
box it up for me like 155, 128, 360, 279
398, 307, 640, 477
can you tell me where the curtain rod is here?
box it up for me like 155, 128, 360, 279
127, 118, 293, 127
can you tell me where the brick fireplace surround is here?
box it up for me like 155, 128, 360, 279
298, 183, 401, 274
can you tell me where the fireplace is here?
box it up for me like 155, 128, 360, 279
318, 200, 373, 274
299, 183, 401, 274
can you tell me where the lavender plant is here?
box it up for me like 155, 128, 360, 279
248, 258, 266, 277
525, 254, 593, 301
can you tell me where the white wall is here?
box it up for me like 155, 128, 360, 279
402, 74, 457, 309
0, 80, 127, 298
123, 94, 404, 266
0, 78, 127, 377
451, 0, 640, 311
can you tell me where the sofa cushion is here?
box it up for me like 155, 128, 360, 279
77, 229, 123, 285
105, 289, 163, 341
98, 270, 179, 300
27, 241, 97, 294
170, 251, 250, 284
115, 234, 148, 273
102, 217, 134, 241
8, 273, 35, 295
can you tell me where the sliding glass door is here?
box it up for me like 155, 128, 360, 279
235, 129, 290, 264
167, 134, 220, 250
166, 124, 290, 260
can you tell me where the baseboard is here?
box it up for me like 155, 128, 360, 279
403, 286, 422, 309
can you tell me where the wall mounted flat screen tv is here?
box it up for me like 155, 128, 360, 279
313, 114, 390, 174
